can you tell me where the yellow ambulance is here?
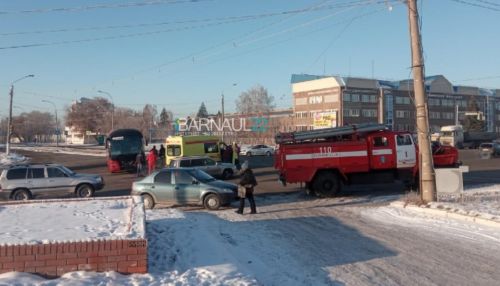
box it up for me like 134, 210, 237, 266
165, 135, 221, 165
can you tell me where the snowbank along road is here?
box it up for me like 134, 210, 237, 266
1, 192, 499, 285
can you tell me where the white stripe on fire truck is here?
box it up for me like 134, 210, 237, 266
285, 151, 368, 160
372, 149, 392, 155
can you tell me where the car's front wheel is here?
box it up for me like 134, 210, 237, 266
203, 193, 221, 210
12, 189, 32, 201
76, 184, 94, 198
141, 194, 155, 209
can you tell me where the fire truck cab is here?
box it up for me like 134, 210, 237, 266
275, 123, 458, 197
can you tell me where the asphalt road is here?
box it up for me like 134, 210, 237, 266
9, 148, 500, 200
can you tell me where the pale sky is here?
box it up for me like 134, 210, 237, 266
1, 0, 499, 119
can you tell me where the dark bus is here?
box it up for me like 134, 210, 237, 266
106, 129, 145, 173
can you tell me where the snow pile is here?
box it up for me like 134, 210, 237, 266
0, 197, 144, 245
429, 184, 500, 222
11, 145, 106, 157
0, 152, 28, 167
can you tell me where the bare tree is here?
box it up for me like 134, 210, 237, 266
10, 111, 54, 143
235, 85, 275, 114
65, 97, 113, 133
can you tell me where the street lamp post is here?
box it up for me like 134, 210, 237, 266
42, 99, 59, 147
221, 83, 237, 142
97, 90, 114, 131
6, 74, 34, 155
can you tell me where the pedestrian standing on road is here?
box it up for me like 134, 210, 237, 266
158, 144, 166, 168
152, 145, 158, 157
224, 144, 233, 163
136, 152, 145, 177
236, 161, 257, 214
147, 148, 157, 175
232, 142, 239, 166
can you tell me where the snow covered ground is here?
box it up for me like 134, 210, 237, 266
1, 191, 500, 285
0, 197, 145, 245
425, 184, 500, 222
0, 152, 29, 167
10, 145, 106, 157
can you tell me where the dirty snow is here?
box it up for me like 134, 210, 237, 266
0, 152, 29, 167
0, 197, 144, 245
11, 145, 106, 157
431, 184, 500, 221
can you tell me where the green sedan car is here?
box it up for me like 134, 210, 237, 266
131, 168, 237, 210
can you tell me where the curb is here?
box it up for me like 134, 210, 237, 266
390, 201, 500, 229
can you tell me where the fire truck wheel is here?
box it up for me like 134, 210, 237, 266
313, 172, 339, 197
305, 183, 316, 196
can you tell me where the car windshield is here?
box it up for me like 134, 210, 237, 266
59, 166, 76, 176
188, 169, 216, 183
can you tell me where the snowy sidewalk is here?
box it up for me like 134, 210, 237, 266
391, 184, 500, 227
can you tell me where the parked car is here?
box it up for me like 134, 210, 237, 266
240, 144, 274, 156
0, 164, 104, 201
169, 156, 237, 179
479, 142, 500, 157
132, 168, 237, 210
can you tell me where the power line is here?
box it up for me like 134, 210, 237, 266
0, 18, 255, 50
0, 0, 214, 15
68, 0, 353, 94
0, 1, 382, 36
449, 0, 500, 11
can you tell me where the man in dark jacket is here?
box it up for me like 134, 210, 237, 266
158, 144, 166, 167
236, 161, 257, 214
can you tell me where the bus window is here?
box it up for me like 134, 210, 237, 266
167, 145, 181, 156
204, 142, 219, 153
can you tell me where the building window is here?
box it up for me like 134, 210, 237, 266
395, 96, 411, 105
428, 98, 440, 106
343, 93, 351, 102
441, 99, 454, 107
396, 110, 410, 118
362, 95, 370, 103
442, 112, 454, 120
344, 109, 360, 117
370, 95, 378, 103
429, 112, 440, 119
362, 109, 377, 118
351, 94, 360, 102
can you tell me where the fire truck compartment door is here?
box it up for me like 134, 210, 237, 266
395, 134, 416, 168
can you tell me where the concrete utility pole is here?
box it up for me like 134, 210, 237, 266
407, 0, 436, 202
6, 74, 34, 156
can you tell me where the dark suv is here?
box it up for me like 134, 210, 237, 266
0, 164, 104, 201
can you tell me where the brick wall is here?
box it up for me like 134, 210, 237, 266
0, 238, 147, 278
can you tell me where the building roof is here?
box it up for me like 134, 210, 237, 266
290, 74, 330, 84
291, 73, 497, 96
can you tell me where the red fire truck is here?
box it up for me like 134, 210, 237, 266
274, 123, 459, 197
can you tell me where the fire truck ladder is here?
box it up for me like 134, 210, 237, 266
275, 123, 388, 144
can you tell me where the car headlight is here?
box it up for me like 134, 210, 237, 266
96, 176, 103, 183
223, 188, 234, 193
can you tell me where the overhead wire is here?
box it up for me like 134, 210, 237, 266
0, 0, 215, 15
448, 0, 500, 11
1, 0, 382, 37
